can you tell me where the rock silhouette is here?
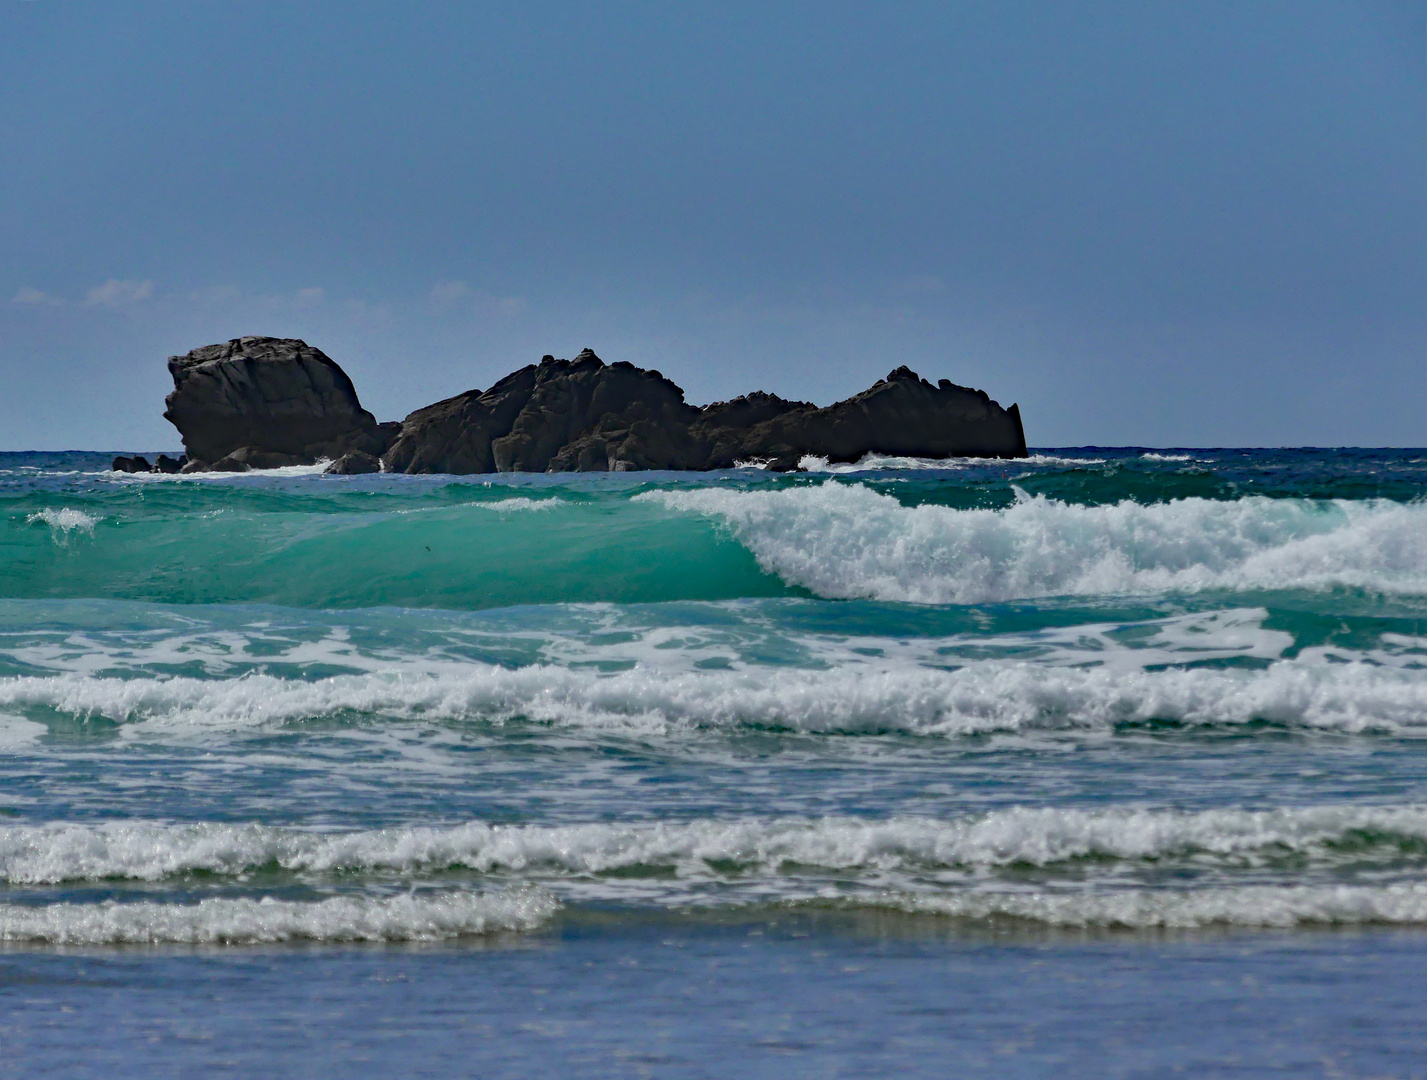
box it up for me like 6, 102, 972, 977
154, 337, 1026, 473
386, 349, 1026, 473
383, 352, 712, 474
162, 337, 396, 470
111, 454, 187, 474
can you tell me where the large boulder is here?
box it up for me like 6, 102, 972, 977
163, 337, 396, 465
325, 450, 383, 475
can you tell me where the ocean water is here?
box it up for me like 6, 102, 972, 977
2, 448, 1427, 1077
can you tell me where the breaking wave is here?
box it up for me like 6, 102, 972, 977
641, 483, 1427, 603
17, 478, 1427, 611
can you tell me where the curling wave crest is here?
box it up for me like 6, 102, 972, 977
639, 483, 1427, 603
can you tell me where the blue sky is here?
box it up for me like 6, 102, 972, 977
2, 1, 1424, 449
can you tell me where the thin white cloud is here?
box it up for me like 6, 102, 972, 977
10, 286, 63, 306
431, 280, 528, 316
294, 286, 325, 307
84, 278, 155, 308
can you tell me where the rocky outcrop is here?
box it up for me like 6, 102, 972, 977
700, 366, 1027, 469
385, 350, 1026, 473
383, 351, 709, 474
112, 454, 187, 474
163, 337, 396, 469
157, 338, 1027, 473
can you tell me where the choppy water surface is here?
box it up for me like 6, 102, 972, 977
3, 448, 1427, 1077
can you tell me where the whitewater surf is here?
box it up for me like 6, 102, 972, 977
4, 446, 1427, 1072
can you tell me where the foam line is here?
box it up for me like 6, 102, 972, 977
4, 806, 1425, 884
0, 889, 556, 944
869, 884, 1427, 928
4, 643, 1426, 736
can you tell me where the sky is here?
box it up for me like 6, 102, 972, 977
2, 0, 1425, 450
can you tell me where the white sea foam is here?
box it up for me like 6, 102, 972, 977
870, 884, 1427, 928
0, 890, 556, 944
0, 605, 1292, 681
526, 606, 1298, 678
795, 453, 1107, 473
103, 461, 338, 481
96, 461, 336, 482
473, 497, 564, 512
1140, 452, 1196, 462
25, 508, 99, 535
797, 454, 968, 473
0, 713, 45, 749
639, 483, 1427, 603
1022, 453, 1109, 466
186, 461, 335, 478
3, 632, 1427, 736
2, 806, 1423, 886
386, 496, 566, 519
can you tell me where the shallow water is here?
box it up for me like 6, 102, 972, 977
3, 448, 1427, 1075
5, 918, 1426, 1079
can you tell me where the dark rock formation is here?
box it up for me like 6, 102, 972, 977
112, 453, 187, 474
159, 338, 1027, 474
383, 351, 711, 474
701, 366, 1027, 468
325, 450, 382, 475
163, 337, 396, 466
216, 447, 308, 470
385, 349, 1025, 474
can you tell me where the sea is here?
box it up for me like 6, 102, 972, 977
1, 447, 1426, 1078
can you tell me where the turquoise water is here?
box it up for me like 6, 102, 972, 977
3, 449, 1427, 1077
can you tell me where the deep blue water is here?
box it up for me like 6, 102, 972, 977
3, 448, 1427, 1077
